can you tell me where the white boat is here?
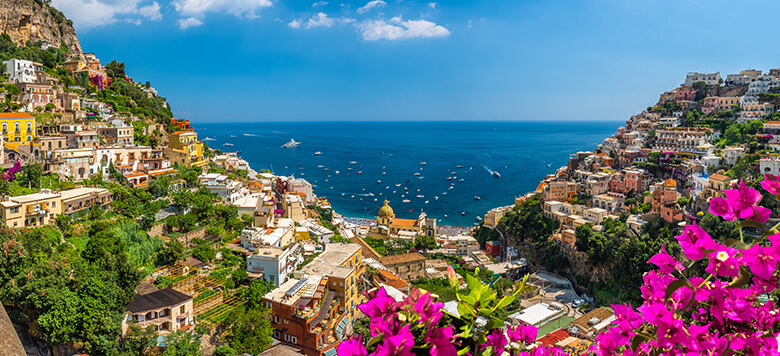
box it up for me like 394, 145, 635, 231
493, 171, 501, 178
314, 151, 322, 155
281, 139, 301, 148
202, 137, 216, 141
382, 172, 387, 175
474, 196, 481, 200
348, 167, 352, 171
418, 176, 424, 179
416, 195, 424, 198
223, 143, 234, 146
318, 165, 324, 168
335, 171, 340, 174
377, 180, 381, 184
425, 200, 429, 204
230, 135, 237, 138
414, 173, 421, 176
434, 196, 439, 200
403, 199, 411, 203
350, 161, 357, 164
420, 162, 427, 165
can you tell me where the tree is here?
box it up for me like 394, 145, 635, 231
213, 345, 237, 356
18, 162, 43, 188
414, 234, 437, 252
232, 268, 248, 286
76, 71, 90, 87
222, 307, 273, 354
159, 331, 202, 356
192, 244, 216, 262
158, 239, 185, 265
119, 324, 157, 356
105, 60, 126, 79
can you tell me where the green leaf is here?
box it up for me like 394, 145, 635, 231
484, 319, 504, 330
738, 220, 764, 229
457, 347, 471, 356
366, 334, 384, 348
460, 294, 476, 305
457, 302, 476, 319
466, 274, 482, 291
478, 308, 493, 315
478, 346, 493, 356
630, 334, 650, 352
724, 238, 739, 247
664, 279, 691, 302
495, 295, 515, 310
728, 265, 751, 289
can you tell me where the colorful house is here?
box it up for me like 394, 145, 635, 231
165, 131, 207, 168
0, 112, 36, 144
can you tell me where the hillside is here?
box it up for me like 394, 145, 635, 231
0, 0, 81, 53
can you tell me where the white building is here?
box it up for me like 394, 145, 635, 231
3, 59, 36, 83
760, 156, 780, 176
722, 146, 746, 166
246, 243, 303, 285
199, 173, 245, 202
241, 218, 296, 250
451, 235, 480, 257
684, 72, 721, 86
742, 75, 780, 105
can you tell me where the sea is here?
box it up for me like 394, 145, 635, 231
197, 121, 620, 226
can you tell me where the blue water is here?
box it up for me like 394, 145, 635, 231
197, 121, 619, 225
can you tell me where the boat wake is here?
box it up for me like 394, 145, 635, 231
244, 133, 261, 137
202, 137, 216, 141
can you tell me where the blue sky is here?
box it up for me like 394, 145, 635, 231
50, 0, 780, 122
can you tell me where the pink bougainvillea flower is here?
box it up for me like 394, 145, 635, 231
507, 323, 537, 344
709, 197, 737, 220
358, 287, 397, 319
655, 312, 686, 348
668, 285, 693, 311
426, 326, 457, 356
761, 173, 780, 195
639, 271, 675, 304
411, 291, 444, 326
374, 324, 414, 356
741, 244, 779, 281
337, 335, 367, 356
719, 180, 772, 223
590, 331, 619, 356
675, 222, 716, 261
647, 244, 685, 274
683, 323, 720, 351
611, 303, 643, 332
705, 245, 741, 278
481, 329, 507, 356
724, 288, 757, 323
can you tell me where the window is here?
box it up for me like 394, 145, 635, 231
10, 207, 18, 214
26, 122, 31, 132
266, 301, 272, 308
291, 336, 298, 344
274, 316, 280, 323
273, 330, 280, 338
2, 123, 6, 133
14, 122, 19, 132
180, 305, 185, 314
284, 318, 289, 324
284, 334, 290, 342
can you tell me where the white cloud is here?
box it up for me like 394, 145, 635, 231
388, 15, 402, 24
312, 1, 328, 7
427, 2, 435, 9
178, 17, 203, 29
356, 0, 386, 14
306, 12, 335, 28
358, 19, 450, 41
289, 13, 354, 30
138, 1, 162, 20
51, 0, 143, 31
173, 0, 272, 20
288, 18, 303, 28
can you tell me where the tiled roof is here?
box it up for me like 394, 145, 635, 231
708, 173, 731, 182
126, 288, 192, 313
392, 218, 418, 228
0, 113, 34, 119
379, 252, 426, 266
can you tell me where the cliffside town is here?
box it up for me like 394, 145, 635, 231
0, 3, 779, 356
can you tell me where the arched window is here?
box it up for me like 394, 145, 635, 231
14, 122, 19, 132
26, 122, 31, 132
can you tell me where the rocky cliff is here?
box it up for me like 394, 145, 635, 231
0, 0, 81, 54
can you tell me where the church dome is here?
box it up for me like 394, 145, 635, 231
378, 200, 394, 217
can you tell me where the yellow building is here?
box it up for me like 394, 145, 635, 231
0, 113, 36, 143
165, 131, 208, 168
0, 190, 63, 228
372, 200, 425, 239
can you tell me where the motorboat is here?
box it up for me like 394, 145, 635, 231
350, 161, 357, 164
318, 165, 324, 168
281, 139, 301, 148
474, 196, 481, 200
493, 171, 501, 178
223, 143, 234, 146
456, 165, 463, 168
203, 137, 216, 141
420, 162, 427, 165
358, 171, 363, 174
314, 151, 322, 155
377, 180, 382, 184
403, 199, 411, 203
414, 173, 421, 176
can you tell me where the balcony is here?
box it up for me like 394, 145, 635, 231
26, 209, 47, 216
